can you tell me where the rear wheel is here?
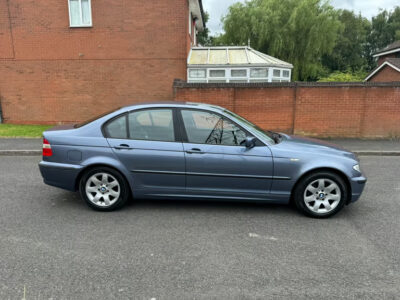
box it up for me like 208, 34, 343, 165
294, 171, 347, 218
79, 167, 129, 211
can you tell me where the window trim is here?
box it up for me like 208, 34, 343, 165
271, 68, 291, 82
102, 108, 181, 143
188, 68, 207, 79
187, 67, 292, 83
68, 0, 93, 28
177, 108, 261, 147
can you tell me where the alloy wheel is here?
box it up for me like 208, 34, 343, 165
303, 178, 341, 214
85, 172, 121, 207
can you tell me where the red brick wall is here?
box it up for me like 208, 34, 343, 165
369, 66, 400, 82
377, 54, 398, 66
0, 0, 189, 124
174, 82, 400, 138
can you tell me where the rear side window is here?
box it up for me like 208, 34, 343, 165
104, 115, 127, 139
128, 109, 175, 142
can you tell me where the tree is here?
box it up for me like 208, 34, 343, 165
197, 12, 212, 46
322, 10, 370, 73
366, 6, 400, 69
218, 0, 342, 81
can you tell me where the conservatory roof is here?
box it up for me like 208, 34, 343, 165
188, 46, 293, 69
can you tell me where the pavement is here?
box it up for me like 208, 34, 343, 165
0, 156, 399, 299
0, 137, 400, 156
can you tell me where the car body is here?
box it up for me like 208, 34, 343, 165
39, 102, 366, 217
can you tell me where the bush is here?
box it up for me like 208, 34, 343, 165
318, 70, 367, 82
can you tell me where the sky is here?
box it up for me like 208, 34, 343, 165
203, 0, 400, 34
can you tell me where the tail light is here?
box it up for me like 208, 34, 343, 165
43, 138, 53, 157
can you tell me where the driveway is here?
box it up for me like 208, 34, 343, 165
0, 156, 399, 299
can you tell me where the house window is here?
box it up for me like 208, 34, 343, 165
231, 69, 247, 77
282, 70, 290, 78
272, 68, 291, 82
250, 68, 268, 78
209, 70, 226, 78
69, 0, 92, 27
273, 69, 281, 77
189, 69, 206, 79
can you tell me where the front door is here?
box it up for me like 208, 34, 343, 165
179, 109, 274, 200
105, 108, 185, 196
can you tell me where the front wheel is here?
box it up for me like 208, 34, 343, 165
293, 172, 347, 218
79, 167, 129, 211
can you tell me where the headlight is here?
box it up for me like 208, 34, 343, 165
353, 164, 361, 173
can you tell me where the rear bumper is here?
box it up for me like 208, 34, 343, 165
39, 161, 83, 191
349, 175, 367, 203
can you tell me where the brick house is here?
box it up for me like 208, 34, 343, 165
0, 0, 204, 124
365, 41, 400, 82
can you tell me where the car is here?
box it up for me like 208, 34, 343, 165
39, 102, 366, 218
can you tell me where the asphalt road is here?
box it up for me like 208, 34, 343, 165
0, 156, 399, 299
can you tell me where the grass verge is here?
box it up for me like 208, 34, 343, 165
0, 124, 53, 138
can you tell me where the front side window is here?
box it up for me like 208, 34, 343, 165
128, 109, 175, 142
69, 0, 92, 27
181, 110, 247, 146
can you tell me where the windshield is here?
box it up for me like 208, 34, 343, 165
74, 107, 122, 128
223, 109, 277, 144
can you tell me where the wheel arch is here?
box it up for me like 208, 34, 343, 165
290, 167, 352, 205
75, 163, 132, 197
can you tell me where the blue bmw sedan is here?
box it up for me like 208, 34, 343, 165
39, 102, 366, 218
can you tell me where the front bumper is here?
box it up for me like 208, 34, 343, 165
39, 161, 83, 191
349, 175, 367, 203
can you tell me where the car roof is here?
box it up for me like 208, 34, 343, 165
121, 101, 226, 112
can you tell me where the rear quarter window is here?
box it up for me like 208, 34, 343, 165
104, 115, 127, 139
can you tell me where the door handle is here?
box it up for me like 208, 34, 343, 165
186, 148, 204, 154
114, 144, 132, 150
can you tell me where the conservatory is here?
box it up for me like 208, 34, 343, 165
187, 46, 293, 83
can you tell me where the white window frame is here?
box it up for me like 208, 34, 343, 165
187, 68, 207, 83
68, 0, 93, 28
249, 68, 269, 82
189, 12, 192, 36
271, 68, 291, 82
187, 67, 292, 83
208, 68, 227, 82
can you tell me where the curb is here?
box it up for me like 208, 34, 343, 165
0, 150, 399, 156
353, 151, 400, 156
0, 150, 42, 156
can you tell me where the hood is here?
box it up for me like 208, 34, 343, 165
283, 135, 347, 151
273, 134, 357, 160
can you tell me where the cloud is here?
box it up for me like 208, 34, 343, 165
202, 0, 245, 34
331, 0, 399, 18
203, 0, 399, 34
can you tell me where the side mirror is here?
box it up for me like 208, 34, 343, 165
241, 136, 257, 149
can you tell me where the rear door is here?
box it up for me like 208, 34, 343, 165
105, 108, 185, 195
179, 109, 274, 200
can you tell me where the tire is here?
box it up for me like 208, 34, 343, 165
79, 167, 129, 211
293, 171, 347, 218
